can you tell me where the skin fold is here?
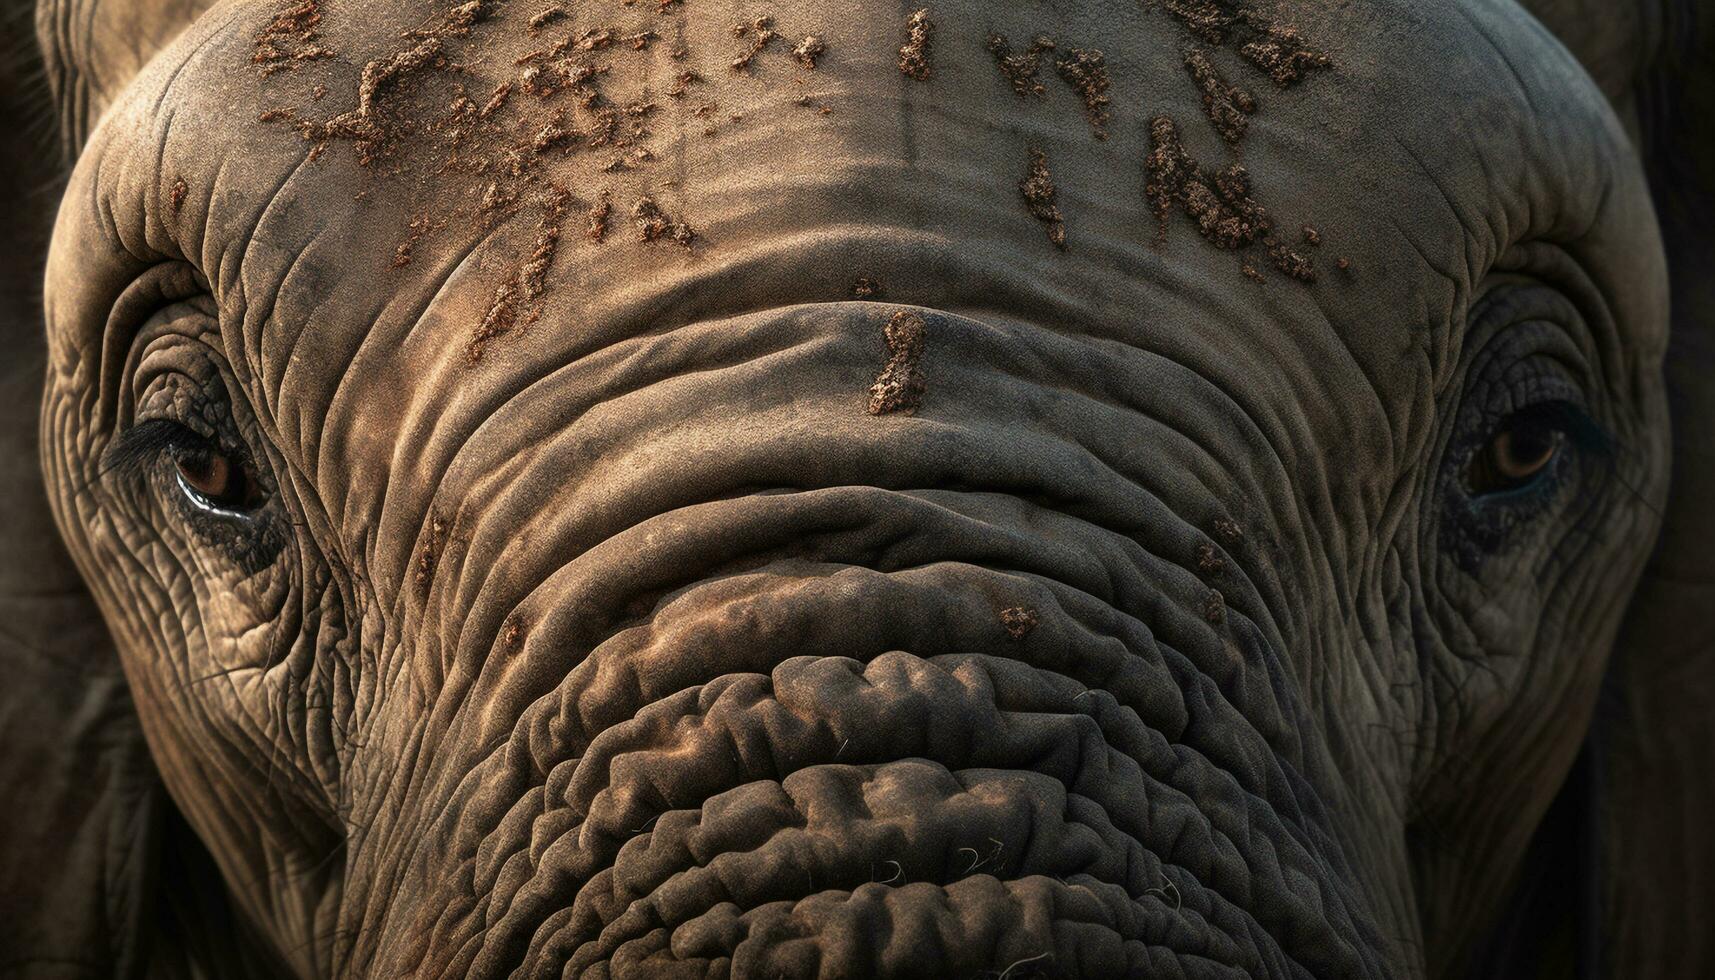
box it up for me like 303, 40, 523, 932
0, 0, 1709, 977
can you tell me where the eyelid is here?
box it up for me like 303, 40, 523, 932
1510, 399, 1615, 457
100, 418, 211, 477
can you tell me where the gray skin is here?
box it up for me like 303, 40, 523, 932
0, 0, 1710, 977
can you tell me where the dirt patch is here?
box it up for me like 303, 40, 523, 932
530, 111, 576, 153
501, 616, 528, 650
1020, 148, 1067, 251
528, 6, 566, 32
1213, 517, 1244, 545
1302, 225, 1320, 246
467, 187, 570, 363
851, 277, 884, 299
480, 179, 516, 213
1183, 47, 1255, 145
392, 213, 447, 267
1054, 48, 1111, 140
898, 9, 934, 81
1196, 541, 1225, 576
1266, 239, 1314, 281
575, 27, 616, 51
668, 70, 703, 99
415, 514, 449, 593
466, 275, 519, 365
587, 192, 612, 242
1161, 0, 1241, 44
1240, 21, 1332, 87
1202, 589, 1226, 624
793, 35, 827, 69
287, 0, 493, 165
520, 185, 571, 296
1160, 1, 1332, 89
987, 34, 1054, 97
1145, 116, 1315, 282
252, 0, 720, 358
253, 0, 333, 75
730, 16, 778, 73
169, 177, 188, 214
632, 196, 695, 247
867, 310, 928, 416
1000, 606, 1039, 639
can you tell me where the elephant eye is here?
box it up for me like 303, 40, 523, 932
172, 445, 255, 513
1466, 409, 1568, 496
104, 418, 264, 517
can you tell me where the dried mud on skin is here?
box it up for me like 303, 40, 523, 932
1196, 541, 1226, 576
729, 17, 778, 74
1240, 21, 1332, 87
1202, 588, 1226, 624
1146, 0, 1333, 281
1054, 48, 1112, 140
586, 192, 612, 243
1213, 517, 1244, 546
253, 0, 333, 75
1183, 47, 1255, 145
169, 177, 188, 214
987, 34, 1055, 98
1145, 116, 1316, 282
467, 186, 572, 364
244, 0, 1339, 374
1020, 148, 1068, 251
867, 310, 928, 416
527, 7, 566, 33
392, 213, 447, 267
415, 514, 450, 594
1159, 0, 1333, 88
1000, 606, 1039, 639
793, 35, 827, 69
280, 0, 493, 165
632, 196, 695, 248
851, 277, 884, 300
987, 35, 1108, 140
898, 9, 934, 81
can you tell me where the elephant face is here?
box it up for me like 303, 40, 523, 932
27, 0, 1680, 976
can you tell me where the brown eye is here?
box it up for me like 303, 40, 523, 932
174, 448, 251, 511
1467, 416, 1566, 496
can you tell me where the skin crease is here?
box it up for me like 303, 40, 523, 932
0, 0, 1708, 978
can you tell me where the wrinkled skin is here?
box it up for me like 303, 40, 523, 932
1, 0, 1712, 977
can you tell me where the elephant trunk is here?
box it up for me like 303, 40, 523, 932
328, 304, 1395, 978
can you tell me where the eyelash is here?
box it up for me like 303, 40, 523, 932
102, 418, 220, 478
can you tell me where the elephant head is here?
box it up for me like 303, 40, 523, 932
1, 0, 1709, 977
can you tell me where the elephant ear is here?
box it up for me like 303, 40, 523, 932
0, 1, 281, 977
1478, 2, 1715, 977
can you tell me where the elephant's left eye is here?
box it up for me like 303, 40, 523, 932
171, 445, 257, 513
105, 418, 265, 517
1466, 408, 1568, 496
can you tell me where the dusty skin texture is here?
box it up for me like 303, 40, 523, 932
2, 0, 1713, 979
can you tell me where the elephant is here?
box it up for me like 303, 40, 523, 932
1, 0, 1711, 976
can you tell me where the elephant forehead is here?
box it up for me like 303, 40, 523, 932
51, 0, 1652, 403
